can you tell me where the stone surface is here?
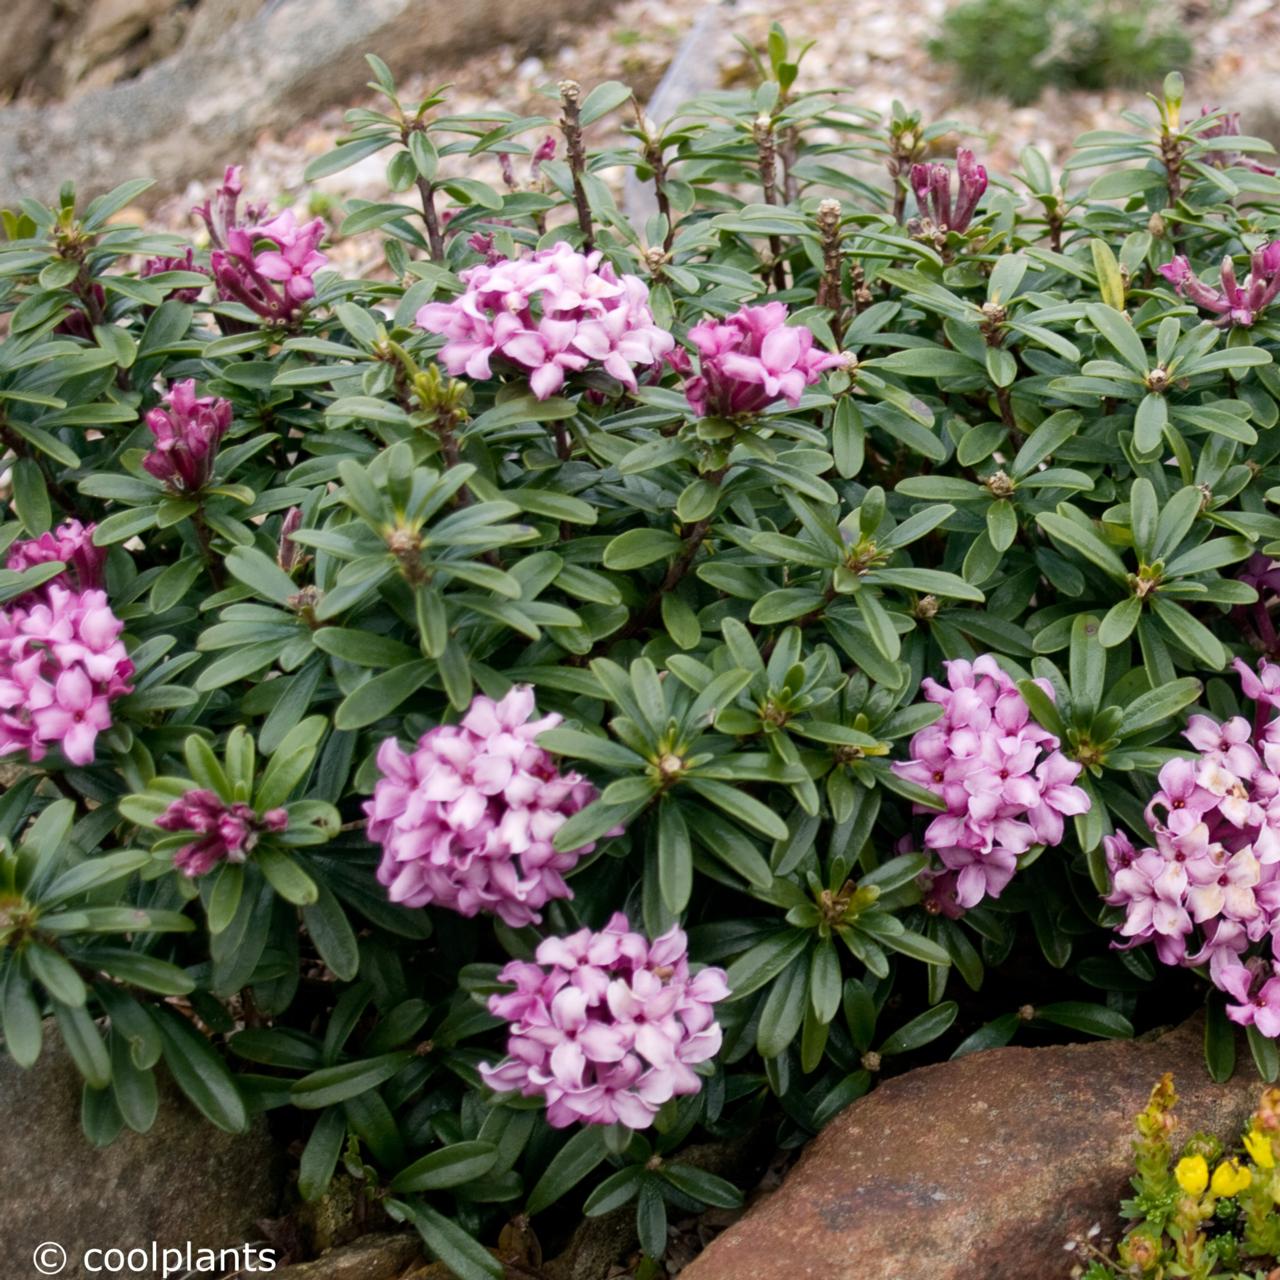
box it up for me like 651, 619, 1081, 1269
2, 1025, 281, 1280
273, 1232, 426, 1280
683, 1017, 1263, 1280
0, 0, 59, 98
0, 0, 615, 204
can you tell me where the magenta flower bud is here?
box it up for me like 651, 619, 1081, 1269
364, 685, 613, 926
142, 379, 232, 493
952, 148, 988, 230
157, 789, 290, 878
0, 581, 133, 766
891, 656, 1090, 913
416, 242, 673, 400
193, 165, 326, 324
909, 152, 988, 233
6, 519, 107, 591
479, 913, 729, 1129
140, 247, 207, 303
1200, 105, 1278, 175
277, 507, 306, 573
1160, 244, 1280, 326
680, 302, 844, 419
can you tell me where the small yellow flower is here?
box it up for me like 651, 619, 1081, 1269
1245, 1126, 1275, 1169
1210, 1158, 1252, 1198
1175, 1154, 1209, 1196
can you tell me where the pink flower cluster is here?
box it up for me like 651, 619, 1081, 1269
194, 166, 327, 323
415, 241, 674, 400
893, 656, 1090, 913
0, 521, 132, 766
364, 686, 606, 927
909, 148, 988, 233
143, 379, 232, 492
480, 914, 729, 1129
1105, 660, 1280, 1036
5, 518, 105, 590
1159, 244, 1280, 327
675, 302, 844, 419
156, 789, 288, 878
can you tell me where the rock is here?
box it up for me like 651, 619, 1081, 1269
272, 1232, 425, 1279
0, 0, 59, 99
683, 1017, 1262, 1280
2, 1025, 281, 1280
61, 0, 175, 90
0, 0, 617, 205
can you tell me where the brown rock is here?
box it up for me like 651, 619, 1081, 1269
0, 0, 59, 99
1, 1025, 282, 1280
0, 0, 618, 205
64, 0, 174, 87
272, 1232, 425, 1280
683, 1017, 1261, 1280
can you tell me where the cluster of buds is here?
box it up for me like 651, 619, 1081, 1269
0, 521, 133, 766
5, 518, 105, 591
893, 656, 1090, 914
1159, 243, 1280, 327
673, 302, 844, 419
498, 135, 557, 192
1104, 660, 1280, 1036
1199, 106, 1278, 175
139, 246, 208, 303
156, 789, 288, 877
416, 241, 673, 400
480, 914, 729, 1129
142, 379, 232, 493
194, 165, 327, 324
364, 686, 610, 927
908, 148, 988, 236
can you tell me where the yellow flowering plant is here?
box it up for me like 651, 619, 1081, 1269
1084, 1081, 1280, 1278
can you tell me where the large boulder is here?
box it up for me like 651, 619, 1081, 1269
684, 1017, 1262, 1280
2, 1027, 281, 1280
0, 0, 614, 205
272, 1233, 426, 1279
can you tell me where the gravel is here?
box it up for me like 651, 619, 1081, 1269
142, 0, 1280, 265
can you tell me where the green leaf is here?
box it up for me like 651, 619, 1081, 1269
1133, 393, 1167, 457
579, 81, 634, 125
388, 1198, 503, 1280
298, 1108, 347, 1201
661, 1164, 743, 1209
1205, 998, 1236, 1083
302, 886, 361, 981
390, 1141, 499, 1192
756, 952, 809, 1059
526, 1126, 608, 1214
603, 527, 684, 570
879, 1001, 958, 1056
1034, 1002, 1132, 1039
154, 1008, 248, 1132
291, 1053, 412, 1109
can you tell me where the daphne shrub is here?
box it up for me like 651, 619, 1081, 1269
2, 37, 1280, 1276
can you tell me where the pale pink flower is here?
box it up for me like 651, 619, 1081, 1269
0, 582, 133, 766
893, 655, 1089, 913
364, 686, 613, 927
480, 914, 728, 1128
416, 242, 673, 399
